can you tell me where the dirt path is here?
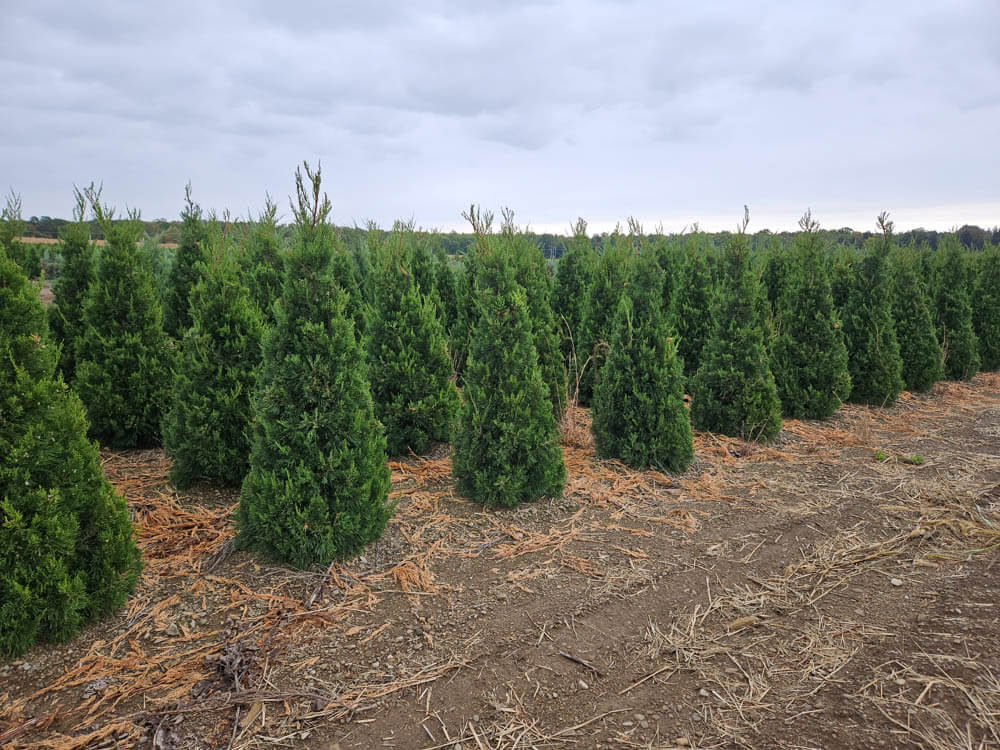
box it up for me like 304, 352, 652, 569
2, 376, 999, 749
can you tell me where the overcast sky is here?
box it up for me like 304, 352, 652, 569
2, 0, 998, 233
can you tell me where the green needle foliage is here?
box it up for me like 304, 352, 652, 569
453, 249, 566, 509
48, 188, 96, 381
368, 232, 459, 457
690, 211, 782, 441
242, 197, 285, 325
162, 227, 265, 489
889, 245, 943, 392
841, 215, 904, 406
235, 163, 392, 568
672, 234, 715, 382
591, 255, 693, 472
1, 248, 141, 658
1, 190, 40, 278
972, 243, 1000, 371
553, 218, 598, 399
73, 197, 174, 448
769, 212, 851, 418
163, 184, 209, 338
934, 236, 980, 381
432, 241, 459, 336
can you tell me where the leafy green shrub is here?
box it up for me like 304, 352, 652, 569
73, 199, 174, 448
453, 250, 566, 508
368, 232, 459, 456
690, 216, 782, 441
162, 233, 265, 489
889, 245, 943, 392
592, 254, 692, 472
769, 212, 851, 418
0, 248, 141, 657
235, 164, 392, 568
934, 236, 980, 380
972, 243, 1000, 371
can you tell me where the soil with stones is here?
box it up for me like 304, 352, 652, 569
2, 375, 999, 750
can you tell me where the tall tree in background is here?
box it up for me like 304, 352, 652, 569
769, 211, 851, 418
236, 163, 392, 568
242, 196, 285, 324
162, 221, 265, 488
552, 218, 598, 400
0, 247, 141, 657
972, 243, 1000, 371
453, 250, 566, 508
841, 214, 904, 406
592, 251, 692, 472
163, 184, 208, 338
690, 209, 782, 440
672, 232, 715, 383
74, 195, 174, 448
889, 244, 943, 392
48, 187, 96, 381
368, 231, 459, 456
934, 236, 981, 380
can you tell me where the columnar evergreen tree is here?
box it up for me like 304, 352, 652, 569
690, 210, 782, 440
242, 197, 285, 324
162, 229, 265, 489
653, 236, 683, 316
48, 188, 96, 381
841, 214, 905, 406
432, 242, 459, 336
368, 232, 459, 456
0, 249, 141, 657
577, 234, 632, 404
769, 211, 851, 418
889, 244, 944, 391
972, 243, 1000, 371
74, 198, 174, 448
552, 218, 598, 397
163, 184, 208, 338
828, 245, 856, 315
760, 240, 792, 317
671, 234, 715, 382
1, 190, 40, 278
235, 163, 392, 568
591, 256, 693, 472
453, 251, 566, 508
934, 236, 980, 380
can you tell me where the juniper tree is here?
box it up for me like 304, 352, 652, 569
760, 240, 793, 318
235, 163, 391, 568
367, 232, 459, 456
591, 257, 692, 472
1, 190, 40, 278
74, 198, 174, 448
163, 184, 209, 338
653, 236, 684, 315
577, 234, 632, 404
242, 196, 285, 324
0, 248, 141, 658
889, 244, 943, 391
671, 233, 715, 382
432, 241, 459, 336
841, 214, 905, 406
453, 252, 566, 508
769, 211, 851, 418
690, 210, 782, 441
552, 218, 598, 398
972, 243, 1000, 371
162, 227, 265, 489
48, 188, 96, 381
934, 236, 980, 380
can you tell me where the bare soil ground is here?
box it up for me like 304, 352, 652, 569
2, 375, 999, 750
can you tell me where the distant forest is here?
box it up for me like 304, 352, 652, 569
21, 214, 1000, 259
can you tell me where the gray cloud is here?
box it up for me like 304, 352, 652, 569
1, 0, 998, 231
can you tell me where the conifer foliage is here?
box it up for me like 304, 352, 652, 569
552, 219, 598, 395
73, 196, 174, 448
690, 209, 782, 441
163, 184, 209, 338
769, 211, 851, 419
1, 190, 40, 278
0, 249, 141, 657
841, 214, 905, 406
591, 252, 693, 472
934, 236, 981, 381
672, 234, 714, 382
162, 223, 265, 488
242, 197, 285, 324
453, 246, 566, 508
235, 163, 392, 568
889, 245, 943, 392
972, 244, 1000, 371
368, 232, 459, 457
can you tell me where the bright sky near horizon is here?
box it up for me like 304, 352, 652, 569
2, 1, 998, 233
